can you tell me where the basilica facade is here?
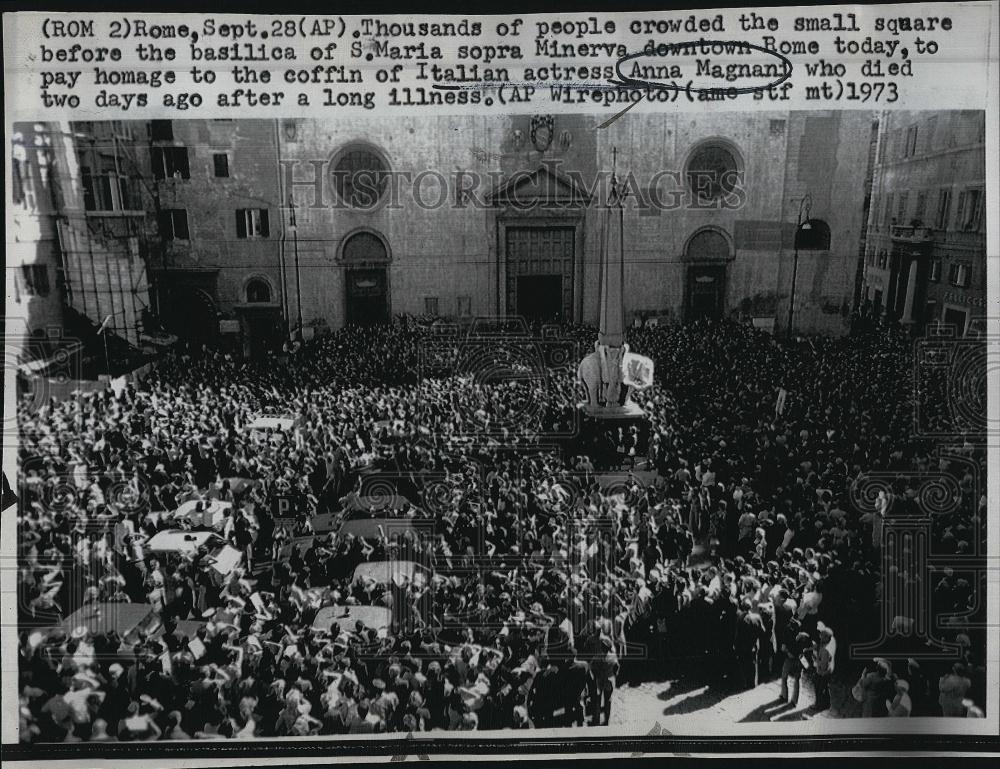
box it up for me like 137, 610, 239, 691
11, 112, 877, 362
273, 111, 873, 339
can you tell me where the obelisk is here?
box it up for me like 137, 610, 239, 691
578, 149, 650, 419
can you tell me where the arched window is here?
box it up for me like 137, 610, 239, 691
685, 228, 732, 261
686, 142, 742, 202
246, 278, 271, 303
342, 230, 389, 263
330, 145, 390, 209
797, 219, 831, 250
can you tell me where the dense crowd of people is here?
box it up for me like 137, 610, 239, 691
16, 318, 989, 741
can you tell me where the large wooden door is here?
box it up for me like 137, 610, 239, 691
345, 268, 389, 326
516, 275, 563, 322
505, 227, 575, 322
686, 265, 727, 321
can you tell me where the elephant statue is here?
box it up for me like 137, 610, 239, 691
577, 342, 629, 409
578, 348, 602, 408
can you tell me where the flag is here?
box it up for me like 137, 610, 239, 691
110, 376, 127, 398
622, 352, 655, 390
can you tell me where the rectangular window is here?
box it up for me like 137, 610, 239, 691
457, 295, 472, 317
935, 188, 951, 230
943, 306, 969, 336
896, 191, 908, 224
949, 263, 971, 287
12, 158, 28, 206
929, 259, 941, 282
905, 125, 918, 157
21, 264, 50, 296
424, 297, 439, 316
925, 300, 938, 322
914, 192, 927, 224
80, 166, 135, 212
157, 208, 190, 240
236, 208, 269, 239
882, 193, 893, 227
960, 189, 983, 231
150, 120, 174, 141
213, 153, 229, 178
151, 146, 190, 180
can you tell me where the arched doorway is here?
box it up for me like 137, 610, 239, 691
240, 276, 281, 359
162, 287, 218, 346
340, 230, 390, 326
684, 227, 732, 322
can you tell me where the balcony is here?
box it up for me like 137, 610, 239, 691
890, 224, 934, 243
84, 209, 147, 218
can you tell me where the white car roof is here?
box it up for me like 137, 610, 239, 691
174, 499, 232, 516
246, 415, 298, 431
146, 529, 219, 554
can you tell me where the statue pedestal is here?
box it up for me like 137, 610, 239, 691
578, 401, 646, 420
572, 404, 651, 471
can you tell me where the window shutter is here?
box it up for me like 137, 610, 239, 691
236, 210, 247, 238
176, 147, 190, 179
174, 210, 190, 240
970, 191, 983, 231
150, 120, 173, 141
158, 209, 172, 238
151, 148, 165, 180
259, 209, 269, 238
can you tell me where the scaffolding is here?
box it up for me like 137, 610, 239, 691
51, 120, 160, 349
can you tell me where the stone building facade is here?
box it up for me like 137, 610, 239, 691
860, 110, 987, 335
12, 113, 879, 364
8, 121, 152, 372
277, 110, 874, 341
8, 123, 66, 356
145, 119, 284, 357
